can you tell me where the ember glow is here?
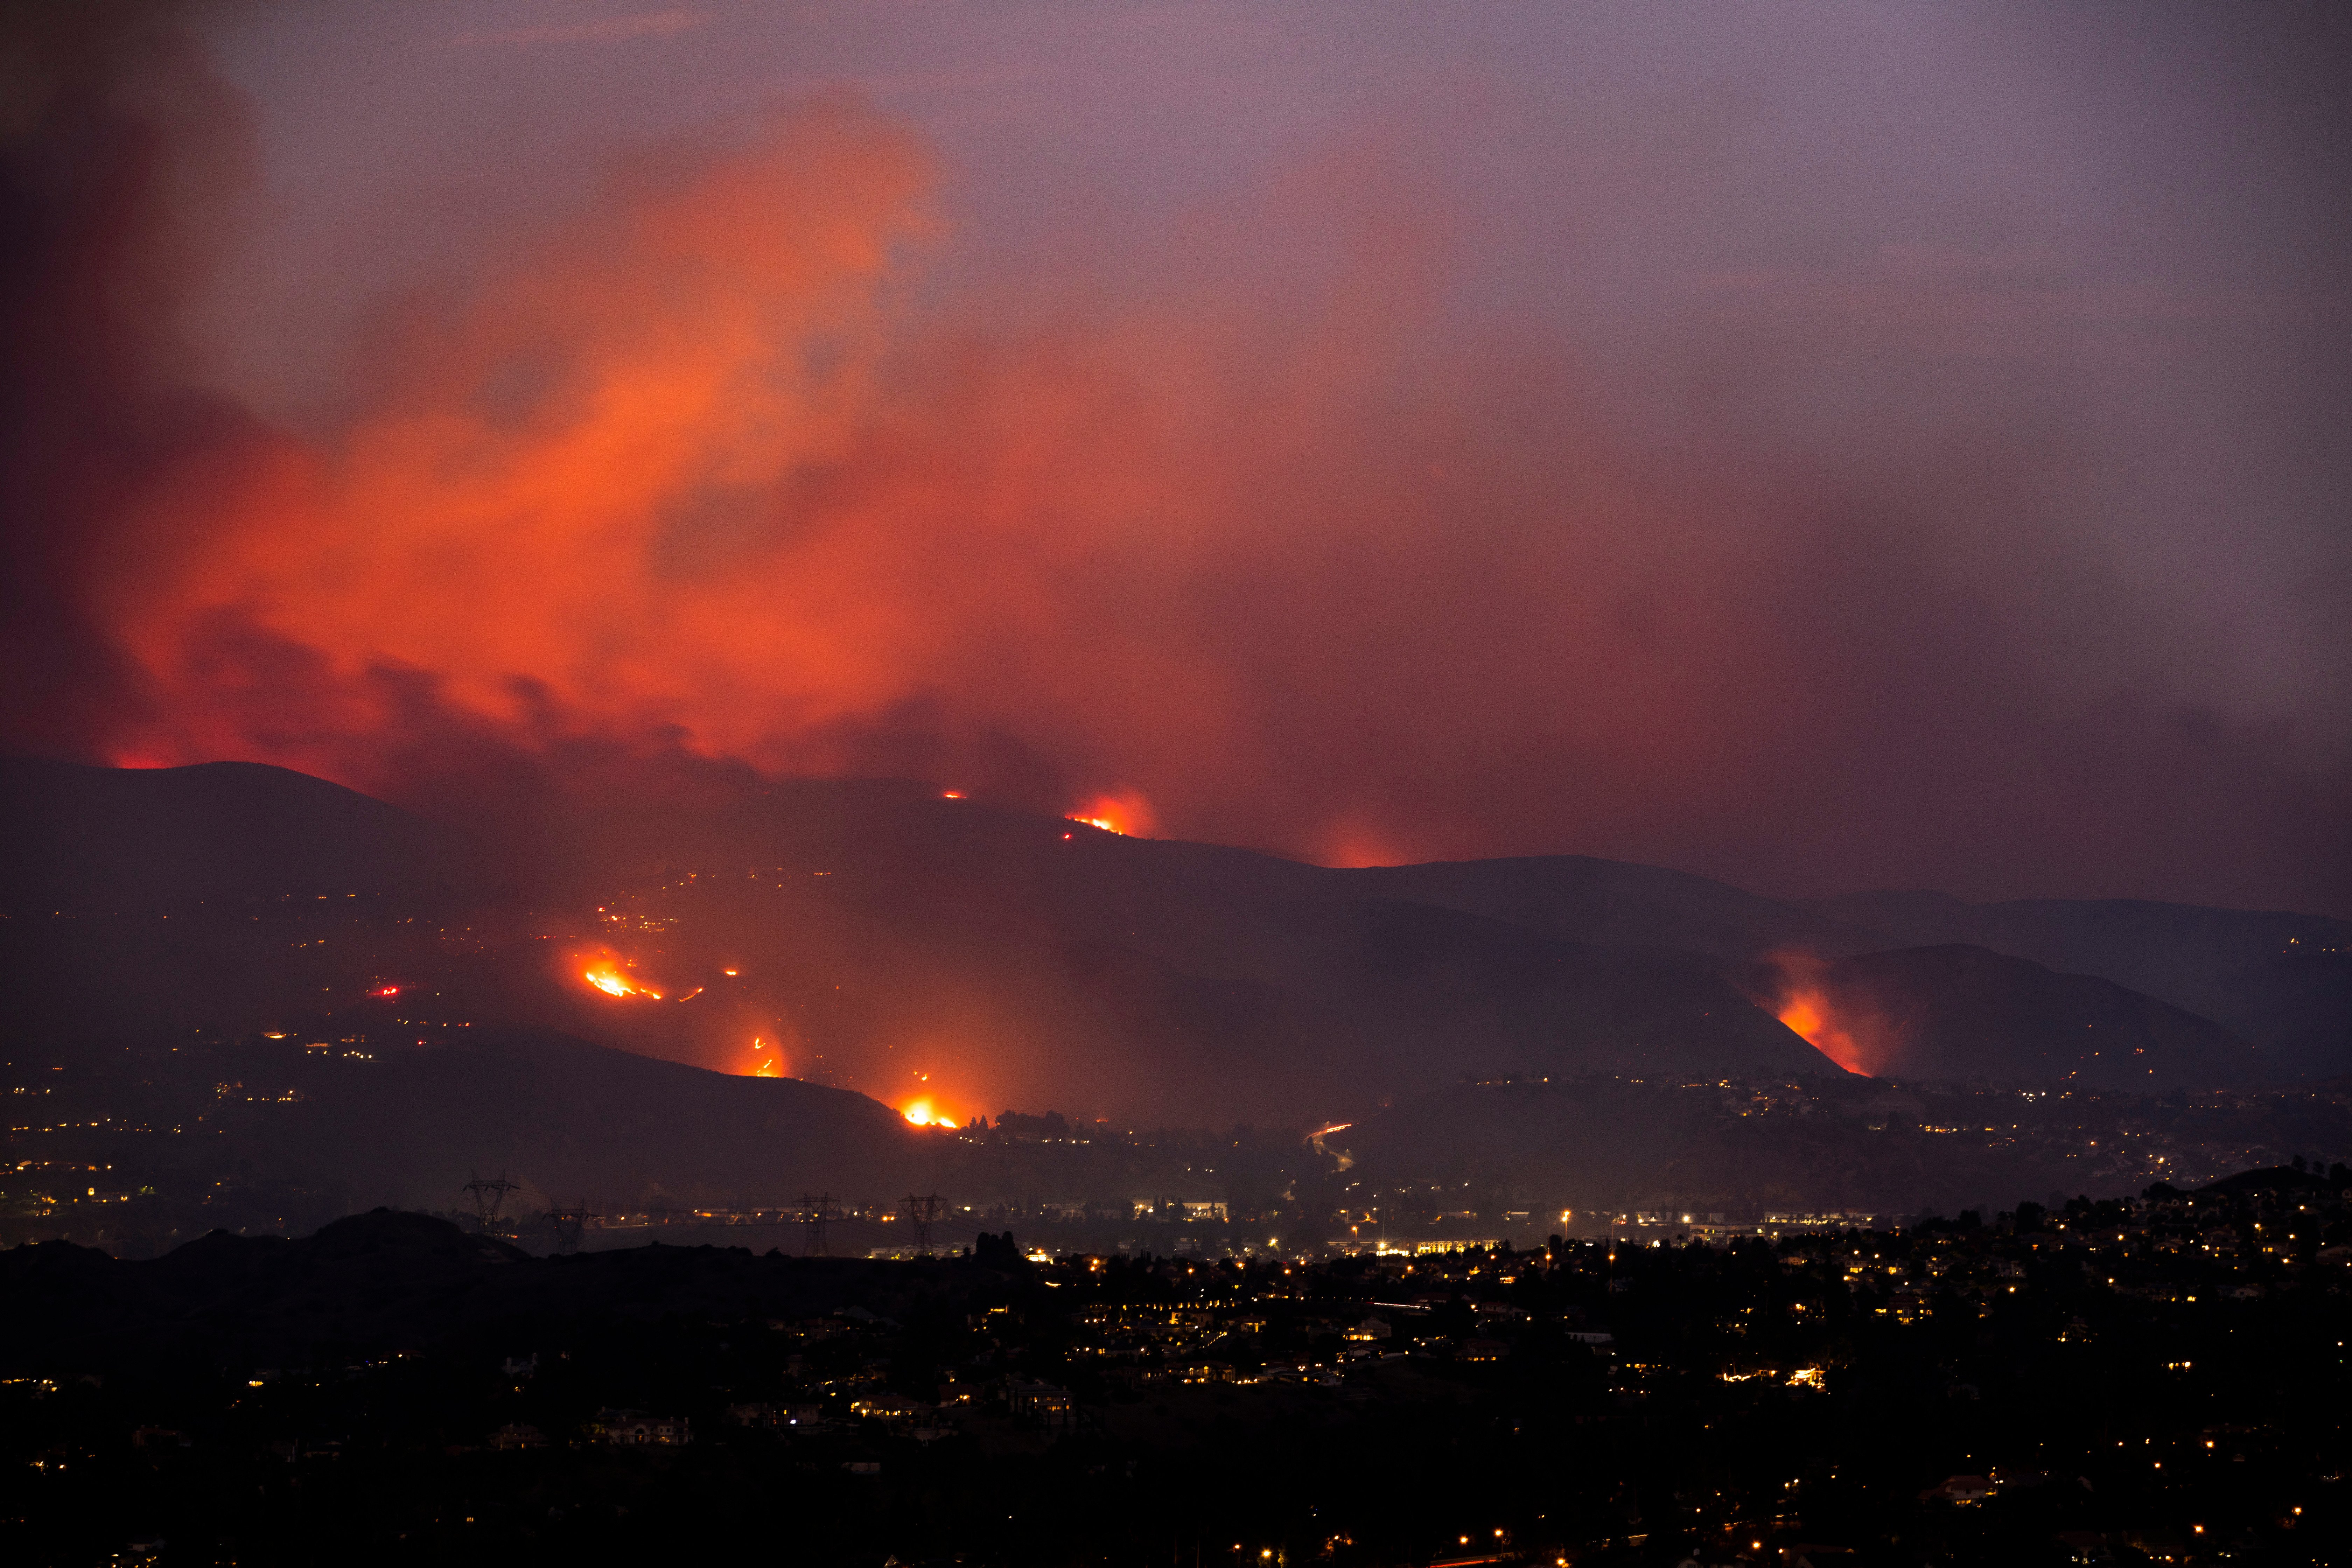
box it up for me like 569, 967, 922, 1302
582, 964, 661, 1001
1777, 992, 1865, 1074
742, 1037, 783, 1079
1770, 954, 1878, 1076
1068, 791, 1157, 839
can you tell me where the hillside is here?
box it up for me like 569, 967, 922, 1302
0, 758, 471, 911
1774, 944, 2269, 1090
1802, 891, 2351, 1077
0, 1208, 974, 1377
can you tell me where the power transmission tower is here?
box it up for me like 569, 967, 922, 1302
796, 1192, 841, 1257
547, 1200, 599, 1256
462, 1169, 518, 1231
903, 1193, 946, 1256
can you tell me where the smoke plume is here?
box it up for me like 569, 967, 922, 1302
4, 2, 2347, 913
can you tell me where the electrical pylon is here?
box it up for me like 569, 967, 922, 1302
796, 1192, 841, 1257
903, 1193, 946, 1256
462, 1169, 518, 1230
546, 1200, 598, 1256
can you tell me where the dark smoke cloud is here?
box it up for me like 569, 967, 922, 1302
0, 0, 258, 755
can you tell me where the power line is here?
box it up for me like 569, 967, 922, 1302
796, 1192, 842, 1256
903, 1193, 946, 1256
462, 1169, 517, 1231
546, 1199, 599, 1255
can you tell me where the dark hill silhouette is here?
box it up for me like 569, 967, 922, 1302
3, 758, 2323, 1196
0, 758, 471, 911
2193, 1164, 2334, 1198
0, 1208, 993, 1376
1801, 891, 2350, 1077
1772, 944, 2266, 1090
492, 795, 1848, 1118
1332, 1077, 2094, 1221
1143, 844, 1891, 960
240, 1028, 940, 1211
0, 775, 1851, 1126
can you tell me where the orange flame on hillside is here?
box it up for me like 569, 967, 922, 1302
741, 1036, 784, 1078
582, 962, 661, 1000
1068, 789, 1157, 838
896, 1067, 962, 1126
1768, 952, 1876, 1075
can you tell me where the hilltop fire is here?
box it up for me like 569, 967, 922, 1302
1769, 953, 1876, 1075
1067, 789, 1157, 838
582, 964, 661, 1000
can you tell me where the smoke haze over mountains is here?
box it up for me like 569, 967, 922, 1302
2, 1, 2347, 914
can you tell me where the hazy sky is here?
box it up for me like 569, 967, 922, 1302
5, 2, 2347, 911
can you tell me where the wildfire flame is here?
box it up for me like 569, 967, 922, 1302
582, 964, 661, 1000
1066, 789, 1157, 838
898, 1085, 961, 1127
1769, 953, 1875, 1075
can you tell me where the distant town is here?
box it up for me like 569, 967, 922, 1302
4, 1161, 2345, 1563
9, 1022, 2349, 1262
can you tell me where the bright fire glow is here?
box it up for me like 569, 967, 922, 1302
1776, 990, 1870, 1073
369, 985, 399, 997
1067, 789, 1157, 838
583, 964, 661, 1000
1769, 953, 1875, 1075
899, 1097, 959, 1127
736, 1036, 786, 1078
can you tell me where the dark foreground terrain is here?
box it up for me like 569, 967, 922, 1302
3, 1167, 2347, 1567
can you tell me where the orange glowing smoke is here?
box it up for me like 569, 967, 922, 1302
77, 81, 1999, 895
582, 963, 661, 1000
1768, 952, 1878, 1075
81, 94, 1402, 858
1776, 991, 1861, 1072
1068, 790, 1157, 838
